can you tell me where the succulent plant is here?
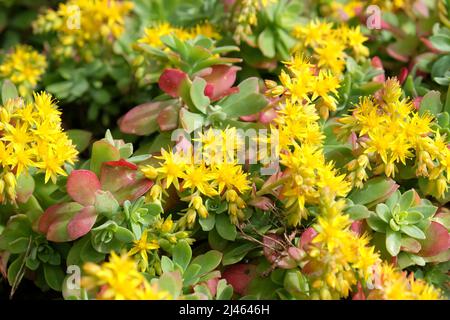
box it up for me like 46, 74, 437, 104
367, 189, 437, 256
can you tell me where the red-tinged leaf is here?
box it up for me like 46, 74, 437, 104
240, 113, 260, 122
287, 247, 303, 261
350, 220, 365, 236
419, 221, 450, 257
248, 196, 274, 211
371, 56, 386, 83
259, 108, 277, 124
398, 67, 409, 85
400, 237, 422, 253
299, 227, 318, 249
204, 83, 214, 98
100, 164, 137, 194
46, 219, 71, 242
352, 282, 366, 300
221, 264, 256, 296
67, 205, 97, 241
104, 159, 138, 170
201, 65, 241, 101
202, 277, 219, 297
67, 170, 101, 206
386, 45, 409, 63
159, 68, 189, 98
38, 202, 83, 234
157, 105, 179, 131
413, 0, 428, 17
100, 162, 153, 204
413, 97, 423, 110
16, 172, 35, 204
118, 101, 176, 136
112, 178, 154, 205
420, 37, 444, 54
90, 140, 120, 176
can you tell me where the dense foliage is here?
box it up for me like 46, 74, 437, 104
0, 0, 449, 300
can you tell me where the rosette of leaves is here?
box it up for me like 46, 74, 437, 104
235, 0, 301, 67
155, 241, 234, 300
134, 34, 241, 86
0, 214, 68, 296
37, 131, 154, 243
120, 45, 269, 144
366, 189, 449, 266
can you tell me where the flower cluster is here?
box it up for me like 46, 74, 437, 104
369, 262, 443, 300
306, 197, 379, 299
293, 21, 369, 73
266, 54, 341, 117
0, 91, 77, 203
82, 252, 172, 300
0, 45, 47, 97
338, 78, 450, 197
33, 0, 134, 61
137, 22, 221, 49
141, 128, 251, 225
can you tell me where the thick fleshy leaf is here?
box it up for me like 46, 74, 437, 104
399, 189, 415, 211
419, 221, 450, 257
157, 105, 179, 131
400, 237, 422, 253
348, 177, 398, 208
94, 190, 119, 218
16, 172, 35, 204
386, 228, 401, 256
299, 227, 318, 249
67, 206, 97, 241
221, 264, 256, 296
38, 202, 84, 235
201, 65, 241, 101
179, 108, 205, 133
100, 162, 153, 204
103, 159, 138, 170
118, 100, 178, 136
67, 170, 101, 206
66, 129, 92, 153
400, 225, 426, 239
219, 77, 269, 117
375, 203, 391, 223
159, 68, 190, 98
90, 140, 120, 176
1, 80, 18, 104
190, 77, 210, 114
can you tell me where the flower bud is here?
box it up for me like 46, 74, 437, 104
198, 206, 208, 219
141, 165, 158, 180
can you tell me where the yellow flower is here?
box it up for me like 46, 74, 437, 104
82, 252, 171, 300
345, 26, 369, 59
210, 161, 251, 195
34, 0, 133, 61
0, 91, 78, 201
155, 148, 188, 190
128, 230, 159, 272
0, 45, 47, 97
338, 78, 450, 195
181, 163, 217, 197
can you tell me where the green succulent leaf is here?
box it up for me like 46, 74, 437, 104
367, 215, 387, 232
386, 228, 402, 256
403, 211, 424, 224
375, 203, 392, 223
400, 225, 426, 239
399, 190, 415, 211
